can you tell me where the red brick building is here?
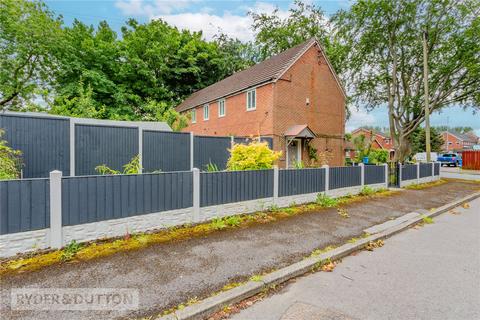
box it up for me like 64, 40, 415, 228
347, 128, 395, 160
442, 131, 477, 152
176, 38, 346, 167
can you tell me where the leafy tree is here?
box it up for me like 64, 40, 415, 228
411, 127, 444, 154
213, 33, 258, 76
369, 149, 389, 164
433, 126, 474, 134
140, 100, 188, 131
0, 129, 22, 179
0, 0, 62, 109
249, 0, 346, 72
353, 134, 375, 162
334, 0, 480, 161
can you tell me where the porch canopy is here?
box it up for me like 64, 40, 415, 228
284, 124, 316, 139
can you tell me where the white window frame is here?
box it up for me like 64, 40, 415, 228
246, 89, 256, 111
203, 104, 209, 121
218, 99, 226, 117
191, 109, 196, 123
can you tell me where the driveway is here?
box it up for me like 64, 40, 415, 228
231, 197, 480, 320
1, 180, 479, 320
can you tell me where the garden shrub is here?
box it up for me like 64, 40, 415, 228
0, 129, 22, 180
95, 155, 142, 175
316, 194, 339, 208
227, 141, 281, 171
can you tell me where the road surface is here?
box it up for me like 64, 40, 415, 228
231, 197, 480, 320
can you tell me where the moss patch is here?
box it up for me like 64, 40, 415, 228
404, 179, 447, 190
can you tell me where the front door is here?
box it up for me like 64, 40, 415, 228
287, 139, 301, 168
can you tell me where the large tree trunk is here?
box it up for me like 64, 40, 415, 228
393, 133, 411, 163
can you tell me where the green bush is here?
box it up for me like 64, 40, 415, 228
0, 129, 22, 180
359, 186, 375, 196
227, 141, 281, 171
369, 149, 389, 164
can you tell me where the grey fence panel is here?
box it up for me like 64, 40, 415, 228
143, 131, 190, 172
401, 164, 417, 181
75, 124, 139, 176
234, 136, 273, 149
434, 162, 440, 176
329, 166, 361, 190
61, 172, 193, 226
194, 136, 231, 170
200, 170, 273, 207
279, 168, 325, 197
0, 114, 70, 178
364, 165, 385, 185
419, 163, 432, 178
0, 179, 50, 235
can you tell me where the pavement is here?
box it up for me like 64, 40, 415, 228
441, 166, 480, 181
231, 197, 480, 320
1, 181, 479, 320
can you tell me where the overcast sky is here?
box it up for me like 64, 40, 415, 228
45, 0, 480, 134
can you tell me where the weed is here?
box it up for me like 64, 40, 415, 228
268, 204, 280, 212
282, 207, 295, 215
250, 275, 263, 282
309, 245, 336, 258
210, 217, 227, 230
359, 186, 375, 196
421, 216, 434, 224
205, 162, 220, 172
316, 194, 339, 208
60, 240, 82, 261
347, 237, 358, 244
224, 215, 242, 227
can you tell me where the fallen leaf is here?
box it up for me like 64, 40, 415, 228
449, 210, 460, 215
462, 203, 470, 209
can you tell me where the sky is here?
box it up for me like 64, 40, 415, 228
44, 0, 480, 135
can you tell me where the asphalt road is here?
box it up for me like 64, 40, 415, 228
440, 167, 480, 181
231, 197, 480, 320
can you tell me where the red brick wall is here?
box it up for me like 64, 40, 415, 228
272, 45, 345, 166
182, 84, 274, 137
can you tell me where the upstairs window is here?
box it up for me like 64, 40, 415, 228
218, 99, 226, 117
203, 104, 209, 120
246, 89, 256, 111
191, 109, 196, 123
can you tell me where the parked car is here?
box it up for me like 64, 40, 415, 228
438, 153, 462, 167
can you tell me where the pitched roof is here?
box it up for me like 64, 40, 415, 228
176, 38, 344, 112
284, 124, 315, 138
444, 131, 478, 143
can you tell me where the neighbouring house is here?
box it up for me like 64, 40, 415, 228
176, 38, 346, 168
347, 128, 395, 160
441, 131, 478, 152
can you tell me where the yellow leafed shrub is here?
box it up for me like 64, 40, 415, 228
227, 141, 281, 171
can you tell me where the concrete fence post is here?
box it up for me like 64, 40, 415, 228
322, 165, 329, 194
399, 163, 403, 188
230, 136, 234, 148
192, 168, 200, 222
190, 132, 194, 170
359, 163, 365, 187
138, 127, 143, 174
69, 119, 75, 176
416, 162, 420, 184
384, 163, 389, 188
273, 165, 279, 205
49, 170, 63, 249
431, 161, 435, 180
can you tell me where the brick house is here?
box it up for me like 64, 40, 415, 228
176, 38, 346, 168
442, 131, 477, 152
347, 128, 395, 160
